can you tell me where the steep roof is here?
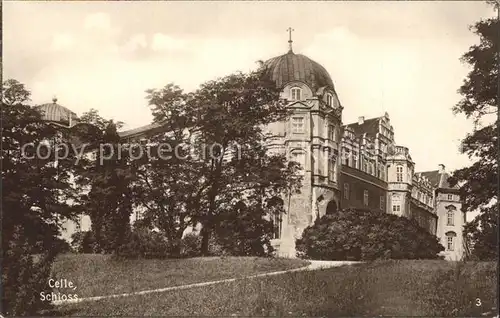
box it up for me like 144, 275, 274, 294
416, 170, 452, 189
343, 117, 382, 138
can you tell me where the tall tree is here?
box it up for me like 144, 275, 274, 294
449, 5, 499, 260
132, 84, 204, 255
76, 121, 134, 254
191, 70, 297, 255
1, 79, 79, 315
144, 68, 301, 255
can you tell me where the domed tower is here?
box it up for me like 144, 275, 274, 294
35, 97, 79, 128
262, 33, 343, 257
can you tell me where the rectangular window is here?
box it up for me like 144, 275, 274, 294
392, 205, 401, 213
447, 211, 454, 226
447, 194, 453, 201
291, 117, 304, 133
396, 165, 403, 182
380, 142, 387, 153
329, 155, 337, 182
352, 152, 358, 169
329, 125, 336, 141
363, 190, 369, 206
344, 183, 349, 199
380, 196, 385, 210
291, 88, 302, 101
342, 149, 350, 166
447, 236, 454, 251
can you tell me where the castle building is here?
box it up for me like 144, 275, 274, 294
37, 41, 466, 261
254, 42, 465, 260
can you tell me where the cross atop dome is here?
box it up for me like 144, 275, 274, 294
287, 27, 294, 52
52, 96, 58, 104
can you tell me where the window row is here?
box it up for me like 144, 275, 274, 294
289, 87, 335, 107
341, 151, 386, 180
291, 117, 339, 141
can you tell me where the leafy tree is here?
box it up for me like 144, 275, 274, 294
131, 84, 204, 256
143, 68, 301, 256
77, 122, 134, 255
214, 201, 275, 257
448, 5, 499, 260
1, 79, 79, 315
79, 108, 124, 131
296, 208, 444, 261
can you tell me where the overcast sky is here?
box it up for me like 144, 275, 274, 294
3, 1, 495, 174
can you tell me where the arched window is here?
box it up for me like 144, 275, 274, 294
326, 93, 334, 107
291, 87, 302, 101
268, 197, 284, 239
445, 231, 457, 251
396, 165, 403, 182
326, 200, 338, 214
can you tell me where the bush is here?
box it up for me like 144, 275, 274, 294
118, 228, 178, 259
180, 233, 202, 257
2, 227, 56, 316
214, 204, 274, 257
71, 231, 100, 254
296, 208, 445, 261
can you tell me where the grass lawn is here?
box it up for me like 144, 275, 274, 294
58, 260, 497, 317
50, 253, 309, 298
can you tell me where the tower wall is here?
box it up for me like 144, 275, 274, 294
435, 191, 465, 260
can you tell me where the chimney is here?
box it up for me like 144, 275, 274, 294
438, 164, 445, 173
384, 112, 389, 120
358, 116, 365, 125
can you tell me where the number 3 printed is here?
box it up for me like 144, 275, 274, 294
475, 298, 482, 307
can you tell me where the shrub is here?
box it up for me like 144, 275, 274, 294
70, 231, 100, 254
180, 233, 202, 257
2, 227, 56, 316
118, 228, 178, 259
296, 208, 445, 261
214, 204, 274, 257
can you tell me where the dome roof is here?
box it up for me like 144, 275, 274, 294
263, 51, 334, 92
35, 98, 78, 127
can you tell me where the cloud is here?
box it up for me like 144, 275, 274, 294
50, 33, 75, 51
151, 33, 186, 51
123, 33, 148, 52
84, 12, 112, 31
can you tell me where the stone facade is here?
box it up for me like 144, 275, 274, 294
261, 49, 465, 260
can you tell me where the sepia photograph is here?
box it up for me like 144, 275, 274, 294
1, 1, 499, 317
